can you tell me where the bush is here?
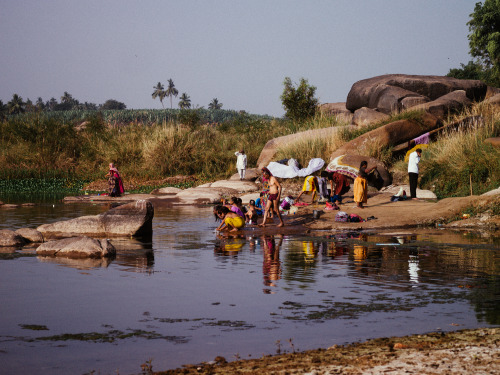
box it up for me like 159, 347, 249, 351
280, 77, 319, 122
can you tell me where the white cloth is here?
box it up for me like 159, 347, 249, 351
407, 151, 420, 174
266, 158, 325, 178
235, 152, 247, 169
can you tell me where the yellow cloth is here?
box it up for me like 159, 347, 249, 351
353, 176, 367, 204
302, 176, 317, 192
404, 144, 429, 162
224, 216, 245, 229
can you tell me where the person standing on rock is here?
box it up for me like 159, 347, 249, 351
354, 161, 376, 208
407, 148, 422, 200
108, 169, 120, 197
235, 150, 247, 180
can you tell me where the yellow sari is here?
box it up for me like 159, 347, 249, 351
353, 176, 367, 204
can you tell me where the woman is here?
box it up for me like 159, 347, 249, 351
107, 163, 125, 195
108, 169, 120, 197
353, 161, 376, 208
214, 205, 245, 232
329, 171, 351, 204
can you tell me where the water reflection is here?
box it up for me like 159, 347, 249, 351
262, 235, 282, 293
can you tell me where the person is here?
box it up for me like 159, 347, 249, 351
295, 175, 317, 203
222, 197, 245, 218
317, 172, 330, 202
245, 200, 259, 224
255, 193, 265, 215
408, 148, 422, 200
106, 163, 125, 195
258, 168, 284, 227
214, 205, 245, 232
329, 171, 351, 204
235, 150, 247, 180
353, 161, 377, 208
108, 169, 120, 197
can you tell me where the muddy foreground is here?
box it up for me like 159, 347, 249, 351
157, 328, 499, 374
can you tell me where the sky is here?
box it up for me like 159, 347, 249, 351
0, 1, 476, 117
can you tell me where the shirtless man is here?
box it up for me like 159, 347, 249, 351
259, 168, 284, 228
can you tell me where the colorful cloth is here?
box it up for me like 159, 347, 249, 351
331, 172, 350, 196
302, 176, 317, 192
353, 177, 368, 204
230, 206, 245, 218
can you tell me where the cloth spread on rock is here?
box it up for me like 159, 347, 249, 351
266, 158, 325, 178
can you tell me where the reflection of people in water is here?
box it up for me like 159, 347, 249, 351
214, 235, 246, 254
302, 241, 318, 262
262, 235, 283, 292
353, 245, 368, 263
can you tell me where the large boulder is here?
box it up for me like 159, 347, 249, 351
37, 200, 154, 239
36, 237, 116, 258
484, 92, 500, 106
229, 168, 260, 181
210, 180, 259, 193
330, 112, 441, 159
318, 102, 353, 123
0, 229, 26, 247
257, 125, 355, 169
352, 107, 390, 127
346, 74, 487, 113
15, 228, 44, 243
411, 90, 471, 118
175, 187, 236, 204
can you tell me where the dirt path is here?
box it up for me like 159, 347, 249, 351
156, 328, 499, 374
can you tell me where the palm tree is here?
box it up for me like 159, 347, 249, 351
7, 94, 25, 114
208, 98, 222, 110
165, 79, 179, 109
178, 93, 191, 109
152, 82, 166, 108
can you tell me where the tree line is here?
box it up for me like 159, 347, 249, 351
152, 78, 223, 110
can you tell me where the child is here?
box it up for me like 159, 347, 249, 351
245, 200, 259, 224
255, 193, 264, 215
214, 205, 245, 232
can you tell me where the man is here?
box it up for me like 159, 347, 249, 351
407, 148, 422, 200
235, 150, 247, 180
259, 168, 284, 227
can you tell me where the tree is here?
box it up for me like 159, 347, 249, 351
35, 97, 45, 111
208, 98, 222, 110
178, 93, 191, 109
152, 82, 166, 108
101, 99, 126, 110
165, 79, 179, 109
58, 91, 79, 110
467, 0, 500, 85
7, 94, 25, 114
280, 77, 318, 121
0, 100, 7, 119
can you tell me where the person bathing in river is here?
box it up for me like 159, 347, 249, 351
353, 161, 377, 208
214, 205, 245, 232
258, 167, 284, 228
222, 197, 245, 218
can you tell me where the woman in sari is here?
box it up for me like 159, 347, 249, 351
107, 163, 125, 195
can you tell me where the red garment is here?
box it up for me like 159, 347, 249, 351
332, 172, 350, 196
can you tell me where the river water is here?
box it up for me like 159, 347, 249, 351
0, 201, 499, 374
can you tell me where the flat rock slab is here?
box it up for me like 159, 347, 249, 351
15, 228, 44, 243
36, 237, 116, 258
380, 185, 437, 199
210, 180, 259, 192
0, 229, 26, 247
38, 200, 154, 239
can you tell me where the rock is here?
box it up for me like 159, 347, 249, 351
484, 93, 500, 106
21, 203, 36, 207
331, 112, 441, 159
257, 125, 356, 169
37, 200, 154, 239
346, 74, 487, 113
1, 204, 19, 209
175, 187, 235, 204
239, 192, 261, 204
485, 86, 500, 99
318, 102, 353, 123
229, 168, 260, 181
380, 185, 437, 199
484, 137, 500, 148
360, 83, 430, 114
153, 186, 183, 194
481, 187, 500, 196
210, 180, 259, 193
0, 229, 26, 247
197, 183, 212, 188
411, 90, 471, 118
15, 228, 44, 243
36, 237, 116, 258
352, 107, 390, 127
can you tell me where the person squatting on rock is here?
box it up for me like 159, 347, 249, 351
214, 205, 245, 232
259, 167, 284, 228
354, 161, 377, 208
235, 150, 247, 180
407, 148, 422, 200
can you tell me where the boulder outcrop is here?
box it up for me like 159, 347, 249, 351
36, 237, 116, 258
411, 90, 471, 118
318, 102, 353, 123
330, 112, 441, 159
37, 200, 154, 239
0, 229, 26, 247
346, 74, 487, 114
352, 107, 390, 127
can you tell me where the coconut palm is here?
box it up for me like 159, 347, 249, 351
152, 82, 166, 108
208, 98, 222, 110
165, 79, 179, 109
178, 93, 191, 109
7, 94, 25, 114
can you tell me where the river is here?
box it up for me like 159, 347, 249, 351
0, 200, 498, 374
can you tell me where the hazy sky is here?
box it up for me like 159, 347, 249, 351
0, 1, 475, 117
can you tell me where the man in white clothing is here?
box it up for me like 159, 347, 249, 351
407, 148, 422, 200
235, 150, 247, 180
